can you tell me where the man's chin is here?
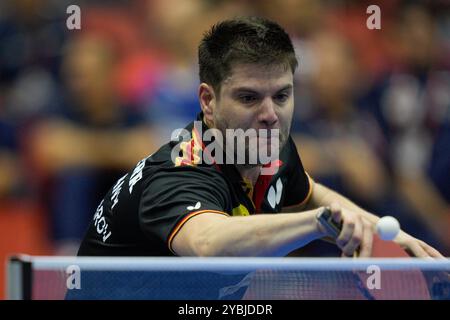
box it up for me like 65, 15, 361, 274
234, 149, 280, 166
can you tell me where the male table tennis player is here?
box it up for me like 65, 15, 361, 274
77, 16, 443, 259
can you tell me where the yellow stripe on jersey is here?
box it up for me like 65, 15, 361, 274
232, 204, 250, 216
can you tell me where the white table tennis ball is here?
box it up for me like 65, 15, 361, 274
376, 216, 400, 241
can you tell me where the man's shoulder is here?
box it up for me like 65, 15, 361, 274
142, 139, 222, 173
140, 117, 220, 174
127, 141, 227, 193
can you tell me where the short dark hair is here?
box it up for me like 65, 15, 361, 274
198, 16, 298, 94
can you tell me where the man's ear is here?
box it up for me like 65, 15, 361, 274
198, 83, 216, 125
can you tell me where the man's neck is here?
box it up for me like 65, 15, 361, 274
201, 114, 262, 186
236, 165, 261, 187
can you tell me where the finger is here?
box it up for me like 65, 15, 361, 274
342, 216, 363, 257
404, 242, 430, 258
341, 252, 352, 258
330, 202, 342, 224
420, 241, 445, 258
358, 221, 374, 258
336, 214, 355, 249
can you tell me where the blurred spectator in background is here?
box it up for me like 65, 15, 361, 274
0, 0, 65, 118
361, 3, 450, 252
289, 30, 396, 255
142, 0, 210, 140
0, 0, 65, 198
255, 0, 324, 37
291, 31, 389, 210
0, 0, 67, 244
29, 34, 157, 254
143, 0, 253, 140
0, 0, 67, 295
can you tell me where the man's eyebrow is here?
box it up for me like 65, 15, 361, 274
231, 87, 259, 94
231, 84, 293, 94
275, 84, 293, 92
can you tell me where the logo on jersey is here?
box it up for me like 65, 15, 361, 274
187, 201, 201, 211
267, 178, 283, 209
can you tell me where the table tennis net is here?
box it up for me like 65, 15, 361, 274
7, 256, 450, 300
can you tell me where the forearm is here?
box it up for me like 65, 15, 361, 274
311, 183, 380, 225
176, 209, 324, 257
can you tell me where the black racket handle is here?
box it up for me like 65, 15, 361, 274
316, 207, 343, 239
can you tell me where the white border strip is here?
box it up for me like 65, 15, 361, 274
22, 256, 450, 272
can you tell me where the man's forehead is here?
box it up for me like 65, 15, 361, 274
222, 63, 293, 90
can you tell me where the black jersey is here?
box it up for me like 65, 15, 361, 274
77, 113, 313, 256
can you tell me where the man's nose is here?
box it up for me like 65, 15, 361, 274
258, 97, 279, 127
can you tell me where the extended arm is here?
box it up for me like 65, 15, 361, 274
171, 209, 325, 257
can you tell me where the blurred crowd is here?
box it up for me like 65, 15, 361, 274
0, 0, 449, 261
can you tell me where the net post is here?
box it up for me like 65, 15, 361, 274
6, 255, 32, 300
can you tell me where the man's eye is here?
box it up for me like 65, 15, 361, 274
274, 94, 289, 103
238, 95, 257, 104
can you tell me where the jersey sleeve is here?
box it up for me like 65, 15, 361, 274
283, 137, 314, 207
139, 166, 230, 253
